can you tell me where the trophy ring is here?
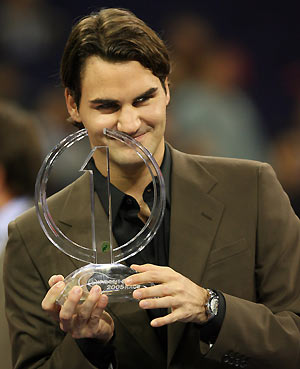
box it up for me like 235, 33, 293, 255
35, 128, 166, 304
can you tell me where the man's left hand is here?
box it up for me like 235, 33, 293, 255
124, 264, 209, 327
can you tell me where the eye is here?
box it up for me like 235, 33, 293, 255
133, 94, 154, 107
95, 103, 120, 114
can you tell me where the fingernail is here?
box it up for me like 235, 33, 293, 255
100, 295, 107, 303
133, 290, 142, 299
73, 287, 82, 294
56, 281, 64, 288
124, 277, 132, 285
140, 300, 149, 308
151, 320, 158, 327
92, 285, 100, 294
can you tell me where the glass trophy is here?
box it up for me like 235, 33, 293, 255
35, 128, 166, 304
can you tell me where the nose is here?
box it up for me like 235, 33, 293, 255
117, 105, 141, 135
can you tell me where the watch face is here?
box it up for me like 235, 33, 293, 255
210, 297, 219, 315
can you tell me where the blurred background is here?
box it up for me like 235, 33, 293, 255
0, 0, 300, 215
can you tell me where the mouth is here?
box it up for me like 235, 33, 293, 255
102, 128, 150, 146
132, 130, 149, 142
132, 134, 144, 142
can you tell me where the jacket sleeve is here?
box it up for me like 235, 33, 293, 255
205, 163, 300, 368
4, 219, 111, 369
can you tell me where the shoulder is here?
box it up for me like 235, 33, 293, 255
168, 145, 279, 200
169, 144, 265, 168
13, 173, 87, 235
169, 145, 273, 180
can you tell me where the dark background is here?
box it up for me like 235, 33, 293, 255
1, 0, 300, 213
51, 0, 300, 138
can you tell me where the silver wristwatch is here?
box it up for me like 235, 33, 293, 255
205, 289, 219, 321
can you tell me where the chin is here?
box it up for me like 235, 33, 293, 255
109, 151, 145, 168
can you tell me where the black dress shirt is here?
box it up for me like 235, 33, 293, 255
92, 144, 172, 353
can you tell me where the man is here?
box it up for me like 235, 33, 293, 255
0, 101, 42, 369
4, 8, 300, 369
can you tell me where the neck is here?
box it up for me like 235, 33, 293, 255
110, 165, 152, 201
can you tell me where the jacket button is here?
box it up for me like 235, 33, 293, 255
222, 351, 249, 366
240, 359, 248, 368
228, 352, 235, 365
223, 352, 234, 364
223, 353, 229, 364
233, 353, 241, 367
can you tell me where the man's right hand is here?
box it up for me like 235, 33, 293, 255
41, 275, 114, 343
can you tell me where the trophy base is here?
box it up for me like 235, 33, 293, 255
57, 263, 151, 305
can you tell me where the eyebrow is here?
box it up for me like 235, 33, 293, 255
135, 87, 158, 100
89, 87, 158, 105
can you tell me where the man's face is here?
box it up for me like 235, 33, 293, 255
66, 56, 170, 172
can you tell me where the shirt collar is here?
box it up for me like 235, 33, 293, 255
90, 144, 171, 225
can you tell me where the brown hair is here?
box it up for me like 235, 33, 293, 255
61, 8, 170, 112
0, 101, 42, 197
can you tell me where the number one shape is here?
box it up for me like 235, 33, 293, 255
79, 146, 114, 264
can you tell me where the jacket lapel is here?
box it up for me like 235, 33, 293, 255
57, 172, 116, 269
108, 301, 166, 363
167, 148, 224, 366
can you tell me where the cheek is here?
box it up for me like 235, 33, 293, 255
84, 119, 116, 147
82, 112, 117, 132
142, 103, 166, 126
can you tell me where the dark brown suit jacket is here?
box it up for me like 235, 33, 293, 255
0, 249, 12, 369
4, 147, 300, 368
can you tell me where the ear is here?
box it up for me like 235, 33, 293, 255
164, 78, 170, 106
64, 88, 81, 122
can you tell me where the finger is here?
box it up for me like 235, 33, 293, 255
59, 286, 82, 332
75, 286, 102, 326
130, 264, 159, 272
151, 310, 181, 328
88, 294, 108, 326
133, 283, 170, 300
125, 268, 172, 286
42, 281, 65, 312
48, 274, 64, 288
96, 293, 109, 309
139, 296, 174, 310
